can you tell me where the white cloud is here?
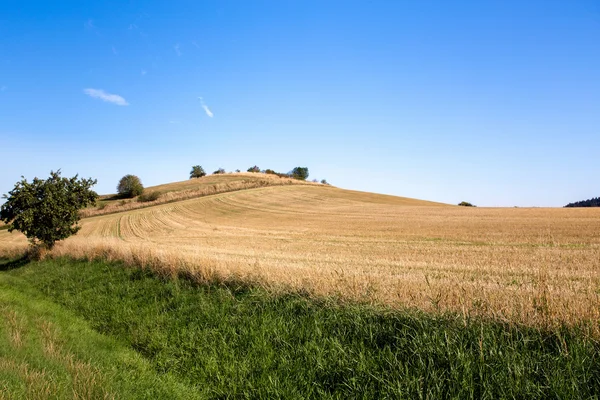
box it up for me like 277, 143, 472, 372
191, 41, 200, 49
83, 88, 129, 106
141, 69, 147, 76
128, 23, 138, 30
198, 97, 214, 118
84, 19, 95, 29
174, 43, 182, 56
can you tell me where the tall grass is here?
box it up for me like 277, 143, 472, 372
6, 257, 600, 399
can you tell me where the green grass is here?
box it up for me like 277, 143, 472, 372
2, 257, 600, 399
0, 261, 199, 399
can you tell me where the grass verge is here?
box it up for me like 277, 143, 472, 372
3, 257, 600, 399
0, 259, 201, 399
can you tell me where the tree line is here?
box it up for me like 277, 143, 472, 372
564, 197, 600, 207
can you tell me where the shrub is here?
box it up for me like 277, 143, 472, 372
138, 191, 161, 203
117, 175, 144, 198
458, 201, 476, 207
190, 165, 206, 179
321, 179, 329, 185
0, 170, 98, 249
247, 166, 260, 173
213, 168, 226, 175
291, 167, 309, 180
235, 169, 241, 173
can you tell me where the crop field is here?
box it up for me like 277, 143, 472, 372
1, 175, 599, 332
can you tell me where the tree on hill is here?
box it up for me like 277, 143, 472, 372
247, 166, 260, 173
0, 170, 98, 250
213, 168, 226, 174
458, 201, 476, 207
117, 175, 144, 198
190, 165, 206, 179
565, 197, 600, 207
291, 167, 309, 180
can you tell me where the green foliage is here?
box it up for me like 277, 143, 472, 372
235, 169, 241, 173
291, 166, 309, 180
117, 175, 144, 198
247, 165, 261, 173
0, 171, 97, 249
138, 191, 161, 203
321, 179, 329, 185
213, 168, 226, 175
189, 165, 206, 179
9, 258, 600, 399
458, 201, 476, 207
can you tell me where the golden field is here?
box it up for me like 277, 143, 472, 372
1, 174, 599, 332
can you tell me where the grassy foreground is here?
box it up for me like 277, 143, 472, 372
2, 257, 600, 399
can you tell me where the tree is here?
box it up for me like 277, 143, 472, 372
291, 167, 309, 180
117, 175, 144, 198
0, 170, 98, 249
247, 166, 260, 173
190, 165, 206, 179
321, 179, 329, 185
213, 168, 226, 174
458, 201, 475, 207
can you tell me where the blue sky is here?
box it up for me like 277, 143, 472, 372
1, 1, 598, 206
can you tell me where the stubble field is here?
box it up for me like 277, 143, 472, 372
1, 175, 599, 332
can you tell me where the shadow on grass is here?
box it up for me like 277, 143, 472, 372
0, 256, 30, 271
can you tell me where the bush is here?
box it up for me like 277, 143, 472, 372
291, 167, 309, 180
235, 169, 241, 173
138, 191, 161, 203
321, 179, 329, 185
0, 170, 98, 249
458, 201, 476, 207
190, 165, 206, 179
247, 166, 260, 173
117, 175, 144, 198
213, 168, 226, 175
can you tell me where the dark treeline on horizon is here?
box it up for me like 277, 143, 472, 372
564, 197, 600, 207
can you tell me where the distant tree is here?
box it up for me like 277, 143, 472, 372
190, 165, 206, 179
213, 168, 226, 175
321, 179, 329, 185
458, 201, 475, 207
0, 170, 98, 250
117, 175, 144, 198
565, 197, 600, 207
235, 169, 241, 173
247, 166, 260, 173
291, 167, 309, 181
265, 169, 276, 175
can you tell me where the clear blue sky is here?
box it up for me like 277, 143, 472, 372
1, 1, 598, 206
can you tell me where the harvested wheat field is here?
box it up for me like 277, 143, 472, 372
1, 174, 599, 332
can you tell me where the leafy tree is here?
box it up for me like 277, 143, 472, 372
291, 167, 309, 180
117, 175, 144, 198
247, 166, 260, 173
458, 201, 475, 207
190, 165, 206, 179
321, 179, 329, 185
0, 170, 98, 249
213, 168, 226, 174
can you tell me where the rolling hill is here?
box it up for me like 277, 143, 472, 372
1, 173, 599, 330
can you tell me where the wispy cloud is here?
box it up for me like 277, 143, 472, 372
191, 40, 200, 49
198, 97, 214, 118
141, 69, 147, 76
84, 19, 95, 29
112, 46, 118, 55
83, 88, 129, 106
169, 120, 180, 124
128, 23, 138, 30
0, 86, 6, 92
174, 43, 182, 56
